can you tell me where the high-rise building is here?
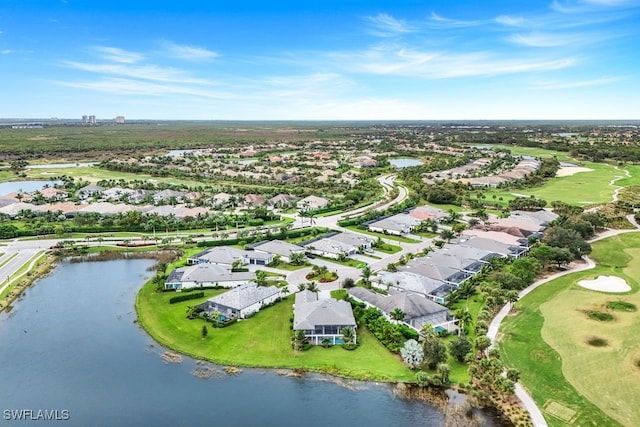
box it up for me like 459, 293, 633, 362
114, 116, 125, 124
88, 115, 96, 124
82, 115, 88, 123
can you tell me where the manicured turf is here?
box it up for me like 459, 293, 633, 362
136, 283, 415, 382
486, 162, 622, 206
499, 233, 640, 427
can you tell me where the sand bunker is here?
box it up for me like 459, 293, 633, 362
556, 167, 594, 177
578, 276, 631, 293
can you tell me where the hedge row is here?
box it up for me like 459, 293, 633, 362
169, 291, 205, 304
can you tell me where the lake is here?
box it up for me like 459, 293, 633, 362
0, 180, 61, 197
0, 259, 504, 426
389, 158, 423, 168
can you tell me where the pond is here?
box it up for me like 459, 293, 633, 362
0, 259, 507, 426
0, 180, 61, 196
389, 158, 423, 168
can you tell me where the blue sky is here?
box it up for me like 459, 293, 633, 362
1, 0, 639, 120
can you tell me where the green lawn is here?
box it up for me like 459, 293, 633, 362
499, 233, 640, 427
485, 162, 621, 206
136, 283, 415, 382
486, 145, 573, 161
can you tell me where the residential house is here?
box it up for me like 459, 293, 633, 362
244, 194, 266, 207
348, 287, 457, 333
297, 195, 330, 210
164, 263, 256, 290
196, 283, 280, 319
367, 213, 421, 236
328, 232, 375, 252
302, 235, 360, 259
78, 184, 105, 200
188, 246, 273, 266
375, 271, 447, 303
268, 194, 297, 208
153, 189, 185, 204
293, 290, 357, 345
249, 240, 305, 263
408, 205, 447, 222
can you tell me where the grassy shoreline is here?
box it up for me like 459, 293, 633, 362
135, 279, 416, 382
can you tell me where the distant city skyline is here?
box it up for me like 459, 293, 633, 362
1, 0, 639, 120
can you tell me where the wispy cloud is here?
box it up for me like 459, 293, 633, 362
94, 46, 144, 63
54, 77, 233, 99
534, 75, 625, 89
428, 12, 487, 28
329, 44, 575, 79
62, 61, 212, 84
1, 49, 12, 54
160, 41, 218, 61
364, 13, 413, 37
494, 15, 525, 26
507, 31, 601, 47
552, 0, 640, 13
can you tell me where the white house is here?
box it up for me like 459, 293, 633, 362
250, 240, 305, 263
196, 283, 281, 319
164, 263, 255, 290
297, 195, 330, 210
293, 290, 357, 345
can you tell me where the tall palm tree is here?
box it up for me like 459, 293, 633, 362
390, 307, 405, 323
361, 265, 372, 288
340, 327, 355, 344
306, 281, 319, 293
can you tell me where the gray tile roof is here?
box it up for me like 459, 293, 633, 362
252, 239, 304, 258
348, 288, 450, 320
293, 296, 356, 330
167, 263, 255, 284
203, 283, 279, 311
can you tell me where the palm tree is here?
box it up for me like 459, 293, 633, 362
255, 270, 267, 286
340, 326, 355, 344
505, 290, 519, 312
390, 307, 405, 323
421, 323, 436, 339
306, 281, 319, 293
292, 329, 308, 350
185, 305, 197, 319
360, 265, 372, 288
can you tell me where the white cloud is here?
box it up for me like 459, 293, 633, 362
364, 13, 412, 37
494, 15, 525, 26
508, 31, 596, 47
330, 45, 575, 79
62, 61, 214, 85
54, 77, 233, 99
94, 46, 144, 63
533, 76, 624, 89
1, 49, 11, 54
160, 41, 219, 61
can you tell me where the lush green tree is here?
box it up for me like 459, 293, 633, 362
449, 336, 473, 363
542, 226, 591, 258
475, 335, 492, 355
255, 270, 267, 287
360, 265, 372, 288
422, 336, 448, 370
390, 307, 405, 322
341, 277, 355, 288
201, 324, 208, 339
306, 281, 319, 293
289, 251, 306, 266
437, 363, 451, 385
340, 326, 355, 344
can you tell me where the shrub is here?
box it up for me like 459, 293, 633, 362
169, 291, 205, 304
606, 301, 636, 312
